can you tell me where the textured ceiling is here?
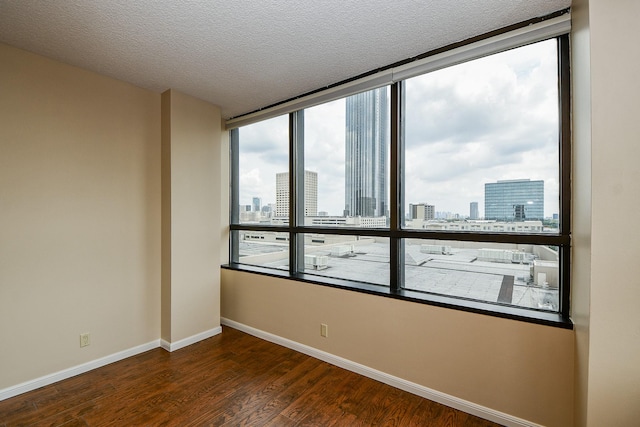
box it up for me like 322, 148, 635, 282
0, 0, 570, 119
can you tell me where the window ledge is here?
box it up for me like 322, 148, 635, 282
222, 263, 573, 330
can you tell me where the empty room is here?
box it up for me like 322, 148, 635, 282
1, 1, 639, 426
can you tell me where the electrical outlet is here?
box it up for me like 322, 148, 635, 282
80, 333, 90, 347
320, 323, 328, 338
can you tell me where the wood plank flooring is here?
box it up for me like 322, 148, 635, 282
0, 327, 502, 426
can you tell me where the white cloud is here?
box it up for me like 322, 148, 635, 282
404, 38, 559, 216
236, 38, 561, 218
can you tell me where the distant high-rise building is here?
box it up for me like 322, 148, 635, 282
305, 171, 318, 216
345, 88, 389, 217
470, 202, 479, 220
276, 170, 318, 217
484, 179, 544, 221
252, 197, 261, 212
409, 203, 435, 220
276, 172, 287, 217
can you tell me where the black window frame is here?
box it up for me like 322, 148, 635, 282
226, 31, 572, 329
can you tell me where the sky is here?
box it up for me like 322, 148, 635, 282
237, 39, 560, 218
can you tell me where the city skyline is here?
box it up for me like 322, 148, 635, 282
246, 174, 555, 221
237, 39, 559, 218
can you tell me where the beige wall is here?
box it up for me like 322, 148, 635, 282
571, 0, 592, 425
161, 90, 221, 343
0, 43, 223, 392
0, 43, 161, 389
222, 269, 574, 427
585, 0, 640, 425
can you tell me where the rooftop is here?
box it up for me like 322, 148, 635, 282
239, 238, 559, 311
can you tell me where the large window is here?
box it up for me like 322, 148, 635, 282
228, 28, 571, 327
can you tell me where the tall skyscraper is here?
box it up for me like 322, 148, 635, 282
275, 170, 318, 217
344, 87, 389, 217
470, 202, 479, 220
484, 179, 544, 221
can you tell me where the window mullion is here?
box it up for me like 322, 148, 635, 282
290, 111, 305, 274
390, 82, 403, 292
559, 33, 571, 319
559, 34, 571, 236
230, 129, 240, 263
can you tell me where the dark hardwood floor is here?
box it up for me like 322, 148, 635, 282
0, 327, 502, 426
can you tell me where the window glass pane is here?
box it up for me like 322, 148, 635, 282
304, 87, 390, 228
303, 234, 389, 286
237, 115, 289, 224
236, 230, 290, 270
403, 39, 559, 234
403, 239, 559, 311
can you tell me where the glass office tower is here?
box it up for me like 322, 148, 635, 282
344, 87, 389, 218
484, 179, 544, 221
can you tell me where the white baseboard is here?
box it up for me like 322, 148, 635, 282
160, 326, 222, 352
220, 317, 543, 427
1, 325, 224, 402
0, 340, 160, 402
